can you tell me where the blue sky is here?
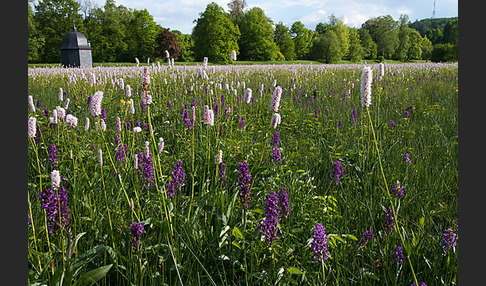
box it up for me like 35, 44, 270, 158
79, 0, 458, 34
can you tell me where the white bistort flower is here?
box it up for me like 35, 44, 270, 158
271, 113, 281, 128
98, 149, 103, 167
126, 84, 131, 98
28, 95, 35, 112
377, 62, 385, 81
158, 138, 164, 154
28, 117, 36, 138
90, 91, 103, 117
65, 114, 78, 127
215, 150, 223, 165
360, 66, 372, 108
51, 170, 60, 190
204, 105, 214, 126
244, 88, 252, 104
270, 86, 282, 112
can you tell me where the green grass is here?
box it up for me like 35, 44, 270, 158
28, 59, 429, 69
28, 62, 458, 285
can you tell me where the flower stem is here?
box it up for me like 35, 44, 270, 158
365, 107, 418, 285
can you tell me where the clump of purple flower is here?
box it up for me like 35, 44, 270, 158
271, 131, 280, 148
385, 207, 395, 233
270, 131, 282, 165
167, 161, 186, 200
239, 115, 245, 130
391, 180, 404, 197
49, 144, 58, 168
272, 147, 282, 165
411, 282, 427, 286
352, 108, 357, 126
403, 152, 412, 164
388, 120, 396, 128
311, 223, 330, 261
277, 187, 290, 219
258, 190, 280, 245
129, 222, 144, 249
394, 245, 404, 264
441, 228, 457, 254
137, 151, 155, 191
38, 186, 70, 235
330, 160, 344, 185
237, 161, 252, 210
115, 134, 129, 162
358, 230, 375, 249
181, 104, 193, 129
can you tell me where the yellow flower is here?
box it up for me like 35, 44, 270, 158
126, 100, 131, 105
120, 99, 125, 104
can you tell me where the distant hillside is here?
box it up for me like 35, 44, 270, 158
409, 17, 458, 37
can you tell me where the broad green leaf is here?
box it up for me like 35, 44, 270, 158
73, 264, 112, 286
287, 266, 303, 275
419, 216, 425, 227
233, 226, 244, 240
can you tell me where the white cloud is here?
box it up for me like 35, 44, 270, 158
299, 9, 327, 27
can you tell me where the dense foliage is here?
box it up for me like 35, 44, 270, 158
28, 62, 458, 285
28, 0, 458, 64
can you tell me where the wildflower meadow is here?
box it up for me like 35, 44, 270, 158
27, 62, 458, 285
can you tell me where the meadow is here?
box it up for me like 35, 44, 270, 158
27, 62, 458, 285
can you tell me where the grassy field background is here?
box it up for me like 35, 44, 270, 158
28, 62, 457, 285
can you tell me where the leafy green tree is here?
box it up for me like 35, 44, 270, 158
362, 15, 399, 59
421, 36, 433, 61
28, 0, 45, 63
311, 30, 340, 63
156, 28, 181, 60
408, 29, 423, 60
192, 2, 240, 64
238, 7, 278, 61
395, 26, 411, 61
274, 22, 295, 60
358, 28, 377, 60
346, 28, 363, 62
126, 9, 160, 62
290, 21, 313, 59
34, 0, 84, 63
173, 31, 195, 62
425, 28, 443, 45
327, 14, 350, 60
227, 0, 247, 27
442, 18, 458, 44
409, 17, 456, 37
84, 1, 131, 62
431, 43, 457, 62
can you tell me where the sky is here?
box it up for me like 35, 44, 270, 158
79, 0, 458, 34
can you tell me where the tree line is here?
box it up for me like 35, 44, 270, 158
28, 0, 458, 64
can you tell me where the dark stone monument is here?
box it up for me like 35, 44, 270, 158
60, 21, 93, 68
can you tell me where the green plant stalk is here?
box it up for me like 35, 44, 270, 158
321, 259, 326, 284
146, 104, 174, 239
187, 124, 196, 221
55, 189, 66, 270
100, 163, 116, 253
28, 138, 43, 271
97, 117, 140, 222
365, 107, 418, 286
